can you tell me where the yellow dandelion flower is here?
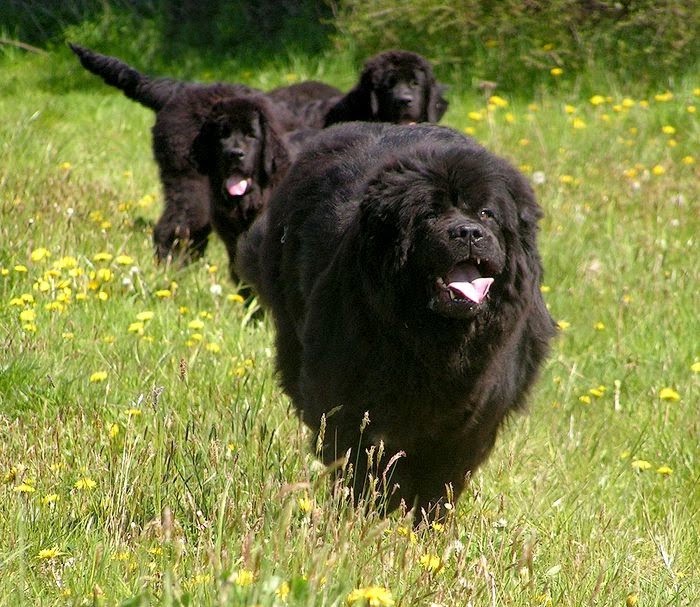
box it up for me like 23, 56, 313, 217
59, 161, 72, 171
199, 311, 213, 319
155, 289, 172, 298
572, 118, 586, 129
93, 252, 113, 263
463, 126, 476, 135
467, 111, 484, 121
276, 581, 290, 600
681, 156, 695, 165
298, 495, 313, 514
431, 521, 445, 533
691, 362, 700, 373
589, 387, 605, 397
621, 98, 635, 108
14, 264, 28, 273
189, 333, 203, 343
557, 320, 570, 330
188, 319, 205, 330
125, 408, 142, 417
661, 125, 676, 135
488, 95, 508, 108
626, 592, 639, 607
564, 104, 576, 114
37, 547, 63, 560
75, 477, 97, 490
233, 569, 255, 587
594, 321, 605, 330
631, 460, 652, 471
205, 342, 221, 353
19, 309, 36, 323
550, 67, 563, 76
654, 92, 673, 102
138, 194, 155, 207
589, 95, 606, 106
109, 423, 120, 439
687, 105, 696, 114
504, 112, 515, 123
651, 165, 665, 176
89, 371, 108, 383
659, 387, 680, 401
96, 268, 113, 282
41, 493, 60, 505
115, 254, 134, 265
540, 285, 551, 293
14, 483, 36, 493
136, 311, 154, 322
347, 586, 395, 606
419, 553, 442, 573
30, 247, 51, 262
620, 450, 631, 460
578, 395, 591, 404
227, 293, 245, 304
656, 465, 673, 475
559, 175, 575, 184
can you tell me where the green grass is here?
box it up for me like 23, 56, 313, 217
1, 43, 698, 607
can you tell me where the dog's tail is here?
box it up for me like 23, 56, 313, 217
69, 43, 185, 111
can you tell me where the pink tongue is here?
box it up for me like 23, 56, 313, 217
448, 277, 494, 304
226, 178, 248, 197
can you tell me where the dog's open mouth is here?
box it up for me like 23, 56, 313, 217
431, 260, 495, 316
225, 176, 252, 198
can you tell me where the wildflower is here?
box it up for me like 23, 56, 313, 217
19, 309, 36, 323
188, 319, 205, 330
347, 586, 395, 606
30, 247, 51, 262
589, 386, 606, 397
14, 264, 28, 273
205, 343, 221, 353
276, 581, 290, 600
431, 521, 445, 533
681, 156, 695, 165
298, 495, 313, 514
41, 493, 60, 505
531, 171, 546, 185
589, 95, 606, 106
138, 194, 155, 208
96, 268, 113, 282
115, 254, 134, 265
557, 320, 570, 330
37, 547, 63, 560
564, 104, 576, 114
572, 118, 586, 129
659, 387, 680, 401
75, 477, 97, 490
656, 465, 673, 475
691, 362, 700, 373
651, 165, 665, 176
559, 175, 575, 185
540, 285, 551, 293
155, 289, 172, 298
109, 424, 120, 439
59, 161, 72, 171
93, 252, 113, 263
463, 126, 476, 135
621, 98, 635, 108
594, 321, 605, 330
488, 95, 508, 108
419, 553, 442, 573
125, 408, 142, 417
578, 395, 591, 405
210, 284, 223, 296
550, 67, 563, 76
467, 111, 483, 121
687, 105, 696, 114
227, 293, 245, 304
89, 371, 108, 383
14, 483, 36, 493
232, 569, 255, 587
661, 125, 676, 135
631, 460, 652, 471
136, 311, 154, 322
626, 592, 639, 607
654, 92, 673, 102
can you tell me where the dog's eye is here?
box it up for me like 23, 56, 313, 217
479, 208, 495, 220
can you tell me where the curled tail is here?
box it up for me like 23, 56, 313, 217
69, 43, 185, 111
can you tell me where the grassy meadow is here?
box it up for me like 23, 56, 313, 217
1, 42, 699, 607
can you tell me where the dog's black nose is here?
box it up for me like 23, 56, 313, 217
449, 223, 483, 242
225, 148, 245, 160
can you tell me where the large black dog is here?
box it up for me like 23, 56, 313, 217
239, 123, 555, 519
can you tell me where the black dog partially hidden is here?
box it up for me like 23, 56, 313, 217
191, 95, 291, 282
239, 123, 555, 519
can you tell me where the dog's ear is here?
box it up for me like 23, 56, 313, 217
260, 110, 290, 187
